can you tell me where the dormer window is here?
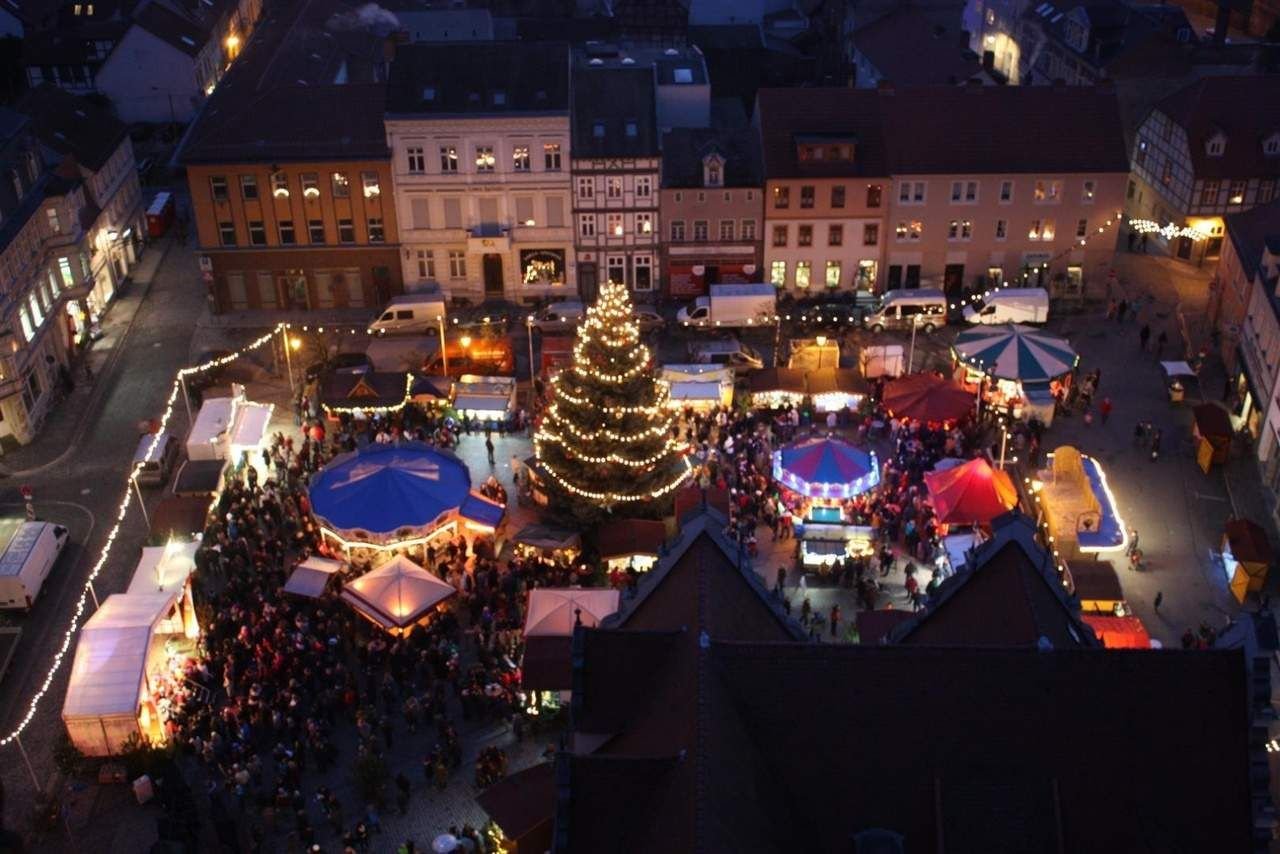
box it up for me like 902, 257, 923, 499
1264, 133, 1280, 157
703, 154, 724, 188
1206, 133, 1226, 157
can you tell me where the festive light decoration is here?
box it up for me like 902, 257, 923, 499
322, 373, 416, 416
0, 325, 285, 749
534, 281, 692, 512
1127, 219, 1210, 242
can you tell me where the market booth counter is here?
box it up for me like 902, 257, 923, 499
660, 364, 734, 412
1033, 447, 1127, 561
807, 368, 869, 414
746, 368, 807, 409
1223, 518, 1272, 604
1193, 403, 1233, 472
598, 519, 667, 573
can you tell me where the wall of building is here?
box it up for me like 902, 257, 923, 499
385, 115, 574, 304
573, 156, 661, 298
659, 186, 763, 297
763, 177, 887, 292
1214, 231, 1251, 373
95, 28, 198, 124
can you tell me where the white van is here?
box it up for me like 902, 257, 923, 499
864, 289, 948, 333
963, 288, 1050, 325
132, 432, 181, 487
689, 339, 764, 374
368, 295, 447, 334
0, 520, 69, 611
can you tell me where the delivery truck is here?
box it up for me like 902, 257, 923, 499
962, 288, 1050, 325
0, 519, 70, 611
676, 283, 777, 328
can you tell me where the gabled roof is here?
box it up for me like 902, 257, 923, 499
385, 42, 569, 116
660, 127, 762, 188
16, 84, 126, 172
1154, 76, 1280, 181
570, 66, 658, 158
853, 7, 984, 85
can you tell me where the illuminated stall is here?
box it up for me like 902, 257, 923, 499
807, 368, 869, 414
598, 519, 667, 573
1033, 446, 1127, 561
660, 364, 734, 411
309, 442, 505, 558
924, 458, 1017, 526
340, 555, 456, 635
1082, 614, 1154, 649
774, 437, 879, 567
1222, 518, 1271, 604
321, 372, 413, 419
787, 337, 841, 371
747, 368, 807, 409
127, 540, 200, 639
186, 386, 274, 466
952, 324, 1077, 424
452, 375, 517, 422
511, 524, 582, 563
1065, 560, 1124, 614
521, 588, 620, 692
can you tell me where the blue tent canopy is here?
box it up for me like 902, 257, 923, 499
953, 324, 1077, 383
309, 442, 474, 540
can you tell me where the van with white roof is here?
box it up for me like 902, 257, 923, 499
0, 519, 69, 611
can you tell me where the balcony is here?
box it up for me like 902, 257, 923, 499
467, 223, 510, 254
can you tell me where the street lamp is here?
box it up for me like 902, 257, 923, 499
283, 332, 301, 392
526, 315, 536, 383
437, 314, 449, 376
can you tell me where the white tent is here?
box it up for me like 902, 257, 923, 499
284, 555, 345, 598
341, 555, 456, 633
128, 540, 199, 596
62, 592, 181, 757
523, 588, 620, 638
660, 365, 733, 409
229, 401, 273, 458
186, 396, 236, 461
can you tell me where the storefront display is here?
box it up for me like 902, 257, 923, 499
521, 250, 566, 287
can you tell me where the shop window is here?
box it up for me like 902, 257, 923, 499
825, 261, 841, 288
634, 255, 652, 291
308, 220, 325, 243
795, 261, 811, 288
770, 260, 787, 287
607, 255, 625, 285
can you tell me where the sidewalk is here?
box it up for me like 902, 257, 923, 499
0, 237, 175, 477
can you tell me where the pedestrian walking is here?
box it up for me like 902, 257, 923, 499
1156, 330, 1168, 359
774, 566, 787, 596
485, 434, 495, 465
830, 604, 841, 638
1100, 397, 1112, 424
1154, 591, 1164, 611
1139, 324, 1151, 351
1126, 528, 1140, 557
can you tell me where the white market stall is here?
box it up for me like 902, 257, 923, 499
452, 375, 517, 422
660, 364, 733, 411
284, 555, 345, 599
521, 588, 621, 692
186, 387, 274, 473
62, 591, 197, 756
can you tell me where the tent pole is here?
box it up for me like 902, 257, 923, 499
132, 478, 151, 529
14, 733, 40, 789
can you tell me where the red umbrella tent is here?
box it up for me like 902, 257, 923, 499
882, 374, 973, 423
924, 458, 1018, 524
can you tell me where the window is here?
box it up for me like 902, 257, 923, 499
271, 172, 289, 198
45, 208, 60, 234
696, 192, 706, 203
831, 185, 845, 208
1160, 160, 1173, 186
625, 122, 638, 138
218, 221, 236, 245
1229, 180, 1247, 205
1081, 180, 1095, 203
475, 146, 495, 173
898, 181, 926, 203
1207, 136, 1225, 156
407, 146, 425, 173
636, 176, 651, 198
410, 198, 430, 230
301, 173, 319, 199
248, 220, 266, 245
693, 220, 708, 242
1028, 219, 1041, 240
799, 185, 815, 209
338, 218, 355, 243
828, 224, 843, 246
770, 260, 787, 286
308, 220, 325, 243
637, 212, 653, 235
1042, 220, 1055, 240
1135, 140, 1147, 167
951, 181, 963, 202
965, 181, 977, 202
719, 219, 735, 241
443, 198, 462, 229
592, 123, 605, 139
896, 221, 922, 241
241, 175, 258, 199
1200, 179, 1220, 207
825, 261, 841, 288
440, 146, 458, 173
795, 261, 811, 288
995, 219, 1007, 240
999, 180, 1013, 203
773, 186, 789, 209
606, 177, 623, 199
547, 197, 565, 227
515, 196, 535, 226
278, 220, 295, 244
577, 177, 595, 199
948, 220, 959, 239
448, 251, 466, 278
961, 220, 972, 239
1266, 136, 1280, 157
705, 159, 722, 187
544, 143, 562, 171
863, 224, 878, 246
579, 214, 597, 237
771, 224, 788, 247
368, 217, 384, 242
946, 220, 971, 241
670, 219, 685, 241
1076, 218, 1088, 238
1033, 179, 1061, 202
634, 255, 652, 291
866, 184, 882, 208
331, 172, 350, 198
741, 219, 756, 240
607, 213, 624, 237
512, 145, 530, 171
1260, 180, 1276, 205
797, 225, 813, 247
1029, 219, 1054, 240
416, 250, 435, 279
210, 175, 228, 202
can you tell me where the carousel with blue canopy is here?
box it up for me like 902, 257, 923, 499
952, 324, 1078, 423
773, 436, 879, 569
309, 441, 504, 552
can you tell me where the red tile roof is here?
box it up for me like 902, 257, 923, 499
1155, 76, 1280, 181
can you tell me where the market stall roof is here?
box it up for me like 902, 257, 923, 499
453, 375, 517, 413
228, 401, 272, 448
149, 496, 211, 542
284, 556, 345, 599
187, 396, 235, 452
1226, 518, 1272, 564
172, 459, 225, 498
881, 373, 973, 422
774, 436, 879, 498
127, 540, 198, 596
525, 588, 621, 637
597, 519, 667, 560
924, 457, 1017, 525
63, 592, 177, 718
320, 371, 410, 410
953, 324, 1078, 382
309, 442, 474, 539
1161, 361, 1197, 378
805, 368, 869, 397
476, 762, 554, 842
513, 524, 581, 552
340, 555, 456, 630
667, 380, 725, 402
410, 374, 452, 401
459, 493, 505, 528
453, 392, 514, 413
1066, 560, 1123, 602
747, 367, 807, 395
1082, 614, 1152, 649
1194, 402, 1233, 441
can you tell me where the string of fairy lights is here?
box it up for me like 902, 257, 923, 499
534, 281, 693, 503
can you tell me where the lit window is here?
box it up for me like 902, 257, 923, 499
439, 146, 458, 173
825, 261, 841, 288
512, 145, 530, 171
475, 146, 495, 173
770, 260, 787, 286
331, 172, 350, 198
361, 171, 380, 198
795, 261, 811, 288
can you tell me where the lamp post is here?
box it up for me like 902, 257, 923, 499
437, 314, 449, 376
282, 327, 301, 392
459, 335, 471, 376
907, 314, 921, 374
526, 315, 536, 382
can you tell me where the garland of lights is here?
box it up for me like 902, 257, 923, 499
322, 373, 416, 416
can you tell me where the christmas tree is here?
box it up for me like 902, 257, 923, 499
534, 281, 691, 520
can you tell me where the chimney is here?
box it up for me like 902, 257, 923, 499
1213, 0, 1230, 46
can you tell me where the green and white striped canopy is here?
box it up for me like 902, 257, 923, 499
952, 324, 1077, 382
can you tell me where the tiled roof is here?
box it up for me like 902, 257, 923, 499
16, 84, 127, 172
853, 7, 983, 85
570, 66, 658, 158
1155, 76, 1280, 181
660, 127, 762, 188
756, 84, 1130, 178
385, 42, 569, 116
132, 2, 209, 57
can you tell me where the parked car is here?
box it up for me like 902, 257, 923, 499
795, 300, 866, 330
456, 299, 528, 333
530, 301, 587, 332
688, 339, 764, 374
634, 307, 666, 333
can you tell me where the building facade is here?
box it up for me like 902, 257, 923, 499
659, 128, 763, 298
764, 174, 887, 293
385, 43, 574, 304
1127, 76, 1280, 265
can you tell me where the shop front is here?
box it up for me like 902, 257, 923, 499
1231, 345, 1266, 441
665, 250, 759, 299
520, 249, 567, 289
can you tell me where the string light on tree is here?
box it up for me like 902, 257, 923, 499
534, 281, 691, 518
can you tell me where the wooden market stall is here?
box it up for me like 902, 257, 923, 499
660, 364, 734, 411
1034, 447, 1127, 560
746, 368, 807, 409
597, 519, 667, 573
1223, 518, 1272, 604
806, 368, 870, 414
1065, 560, 1125, 614
1193, 403, 1233, 472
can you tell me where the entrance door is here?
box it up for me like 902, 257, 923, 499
905, 265, 921, 288
482, 254, 503, 296
943, 264, 964, 300
579, 262, 598, 301
1176, 237, 1192, 260
887, 265, 902, 290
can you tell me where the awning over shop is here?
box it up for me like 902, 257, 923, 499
806, 368, 869, 398
747, 368, 807, 395
1082, 614, 1152, 649
459, 493, 505, 529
